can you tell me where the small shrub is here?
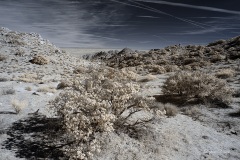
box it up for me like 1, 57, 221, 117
17, 73, 40, 83
2, 88, 15, 95
29, 55, 49, 65
15, 49, 25, 56
25, 86, 32, 91
73, 66, 87, 74
215, 69, 235, 79
120, 68, 138, 81
145, 65, 166, 74
164, 103, 178, 117
183, 65, 192, 70
11, 99, 28, 114
57, 81, 71, 89
164, 64, 179, 72
0, 77, 8, 82
0, 54, 7, 61
162, 71, 233, 104
210, 54, 223, 63
233, 89, 240, 97
182, 106, 201, 117
37, 86, 56, 93
183, 58, 196, 65
137, 74, 156, 82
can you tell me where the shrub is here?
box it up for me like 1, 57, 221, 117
215, 69, 235, 79
233, 89, 240, 97
57, 81, 71, 89
2, 88, 15, 95
0, 77, 8, 82
37, 86, 56, 93
0, 54, 7, 61
162, 71, 233, 104
137, 74, 156, 82
73, 66, 87, 74
144, 65, 166, 74
164, 103, 178, 117
15, 48, 25, 56
25, 86, 32, 91
164, 64, 179, 72
210, 54, 223, 63
29, 55, 49, 65
11, 99, 28, 114
50, 67, 159, 159
17, 73, 41, 83
182, 106, 201, 117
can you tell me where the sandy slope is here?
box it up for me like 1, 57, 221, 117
0, 27, 240, 159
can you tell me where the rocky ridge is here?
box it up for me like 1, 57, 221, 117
86, 36, 240, 74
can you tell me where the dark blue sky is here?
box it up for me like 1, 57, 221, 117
1, 0, 240, 49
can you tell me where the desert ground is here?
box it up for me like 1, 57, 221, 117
0, 27, 240, 160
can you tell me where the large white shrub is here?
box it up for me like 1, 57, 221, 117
51, 66, 159, 159
162, 71, 233, 104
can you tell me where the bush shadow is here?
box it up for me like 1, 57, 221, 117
153, 94, 201, 107
154, 94, 230, 108
3, 113, 67, 160
229, 110, 240, 117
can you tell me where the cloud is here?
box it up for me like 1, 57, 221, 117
138, 15, 161, 18
191, 16, 240, 20
172, 27, 239, 35
93, 35, 123, 41
135, 0, 240, 15
0, 0, 130, 48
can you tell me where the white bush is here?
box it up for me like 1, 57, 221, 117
11, 99, 28, 114
51, 67, 158, 159
215, 68, 235, 79
162, 71, 233, 104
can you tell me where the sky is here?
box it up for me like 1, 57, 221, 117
0, 0, 240, 49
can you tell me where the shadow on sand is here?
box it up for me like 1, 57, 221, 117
3, 113, 67, 159
229, 110, 240, 117
153, 94, 230, 108
153, 94, 201, 107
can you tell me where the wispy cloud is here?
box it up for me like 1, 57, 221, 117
0, 0, 130, 48
135, 0, 240, 15
93, 35, 123, 41
138, 15, 160, 18
172, 27, 239, 35
191, 16, 240, 20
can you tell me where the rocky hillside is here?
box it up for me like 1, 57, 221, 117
0, 27, 88, 82
86, 36, 240, 74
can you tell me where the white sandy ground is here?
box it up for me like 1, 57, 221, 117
0, 28, 240, 159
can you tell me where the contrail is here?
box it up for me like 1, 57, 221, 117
112, 0, 207, 29
135, 0, 240, 15
111, 0, 228, 37
129, 0, 227, 36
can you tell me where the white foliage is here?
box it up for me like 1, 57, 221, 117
51, 66, 160, 159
